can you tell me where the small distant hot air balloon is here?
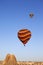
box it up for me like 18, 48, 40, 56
29, 13, 34, 18
18, 29, 31, 46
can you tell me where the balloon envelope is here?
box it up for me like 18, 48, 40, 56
18, 29, 31, 46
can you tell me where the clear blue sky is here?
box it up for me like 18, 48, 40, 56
0, 0, 43, 61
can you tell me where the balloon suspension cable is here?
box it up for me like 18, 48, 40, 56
24, 44, 25, 46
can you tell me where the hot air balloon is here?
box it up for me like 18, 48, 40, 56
18, 29, 31, 46
29, 13, 34, 18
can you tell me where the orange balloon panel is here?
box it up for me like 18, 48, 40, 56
18, 29, 31, 46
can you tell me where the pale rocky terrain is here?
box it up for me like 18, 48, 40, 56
0, 54, 43, 65
17, 61, 43, 65
0, 61, 43, 65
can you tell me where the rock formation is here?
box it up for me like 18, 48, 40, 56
3, 54, 17, 65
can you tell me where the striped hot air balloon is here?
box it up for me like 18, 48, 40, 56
18, 29, 31, 46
